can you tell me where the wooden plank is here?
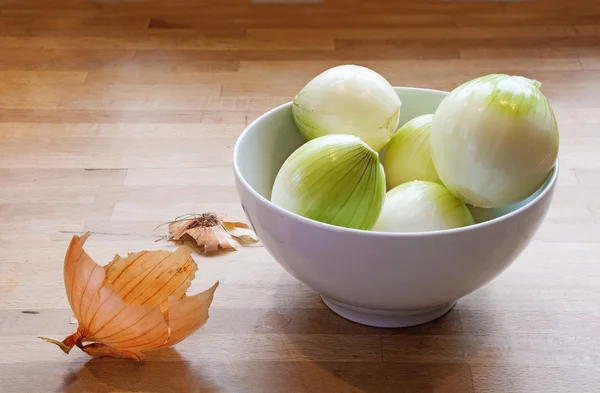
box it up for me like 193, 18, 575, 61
382, 334, 600, 366
0, 33, 333, 51
0, 361, 474, 393
55, 87, 286, 111
247, 26, 578, 40
0, 14, 150, 32
57, 84, 223, 110
111, 202, 246, 222
0, 136, 235, 168
0, 186, 98, 204
472, 365, 600, 393
456, 12, 600, 27
237, 59, 583, 75
0, 49, 135, 71
0, 203, 114, 225
0, 123, 244, 140
459, 310, 600, 336
0, 168, 126, 188
0, 334, 384, 364
0, 109, 243, 124
88, 64, 588, 88
133, 48, 459, 61
85, 68, 239, 85
124, 167, 236, 186
0, 307, 461, 336
134, 13, 457, 29
0, 70, 87, 85
0, 83, 62, 109
94, 185, 241, 204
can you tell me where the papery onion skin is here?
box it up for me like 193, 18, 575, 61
271, 134, 386, 230
430, 74, 559, 208
292, 64, 401, 152
168, 213, 258, 253
372, 181, 474, 233
40, 233, 218, 362
383, 114, 441, 189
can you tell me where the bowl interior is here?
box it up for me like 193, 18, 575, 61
235, 87, 557, 226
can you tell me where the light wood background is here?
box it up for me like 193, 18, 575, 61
1, 0, 599, 392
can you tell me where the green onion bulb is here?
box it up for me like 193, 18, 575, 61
383, 114, 441, 189
292, 65, 401, 152
271, 134, 386, 230
372, 181, 474, 233
430, 74, 560, 208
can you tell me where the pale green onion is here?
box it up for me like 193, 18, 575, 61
383, 114, 441, 189
372, 181, 474, 233
271, 134, 386, 230
430, 74, 559, 208
292, 65, 401, 152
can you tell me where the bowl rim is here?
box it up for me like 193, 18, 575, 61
233, 86, 559, 238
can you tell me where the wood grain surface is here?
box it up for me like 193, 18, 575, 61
1, 0, 599, 392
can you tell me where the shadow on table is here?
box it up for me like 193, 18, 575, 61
267, 284, 498, 393
59, 349, 220, 393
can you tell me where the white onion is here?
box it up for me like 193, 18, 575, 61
383, 114, 441, 189
430, 74, 559, 208
271, 134, 386, 230
372, 181, 474, 233
292, 65, 401, 152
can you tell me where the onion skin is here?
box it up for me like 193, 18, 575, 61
292, 65, 401, 152
383, 114, 441, 189
372, 181, 474, 233
271, 134, 386, 230
168, 213, 258, 253
40, 233, 218, 362
430, 74, 559, 208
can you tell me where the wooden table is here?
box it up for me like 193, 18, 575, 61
1, 0, 599, 392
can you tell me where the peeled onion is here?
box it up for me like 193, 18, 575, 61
271, 134, 386, 230
383, 114, 441, 189
372, 181, 474, 233
292, 65, 401, 152
430, 74, 559, 208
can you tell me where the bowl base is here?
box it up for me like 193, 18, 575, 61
320, 295, 457, 328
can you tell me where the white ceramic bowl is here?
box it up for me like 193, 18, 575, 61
233, 87, 558, 328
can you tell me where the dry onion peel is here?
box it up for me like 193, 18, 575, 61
40, 232, 219, 362
167, 213, 258, 253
